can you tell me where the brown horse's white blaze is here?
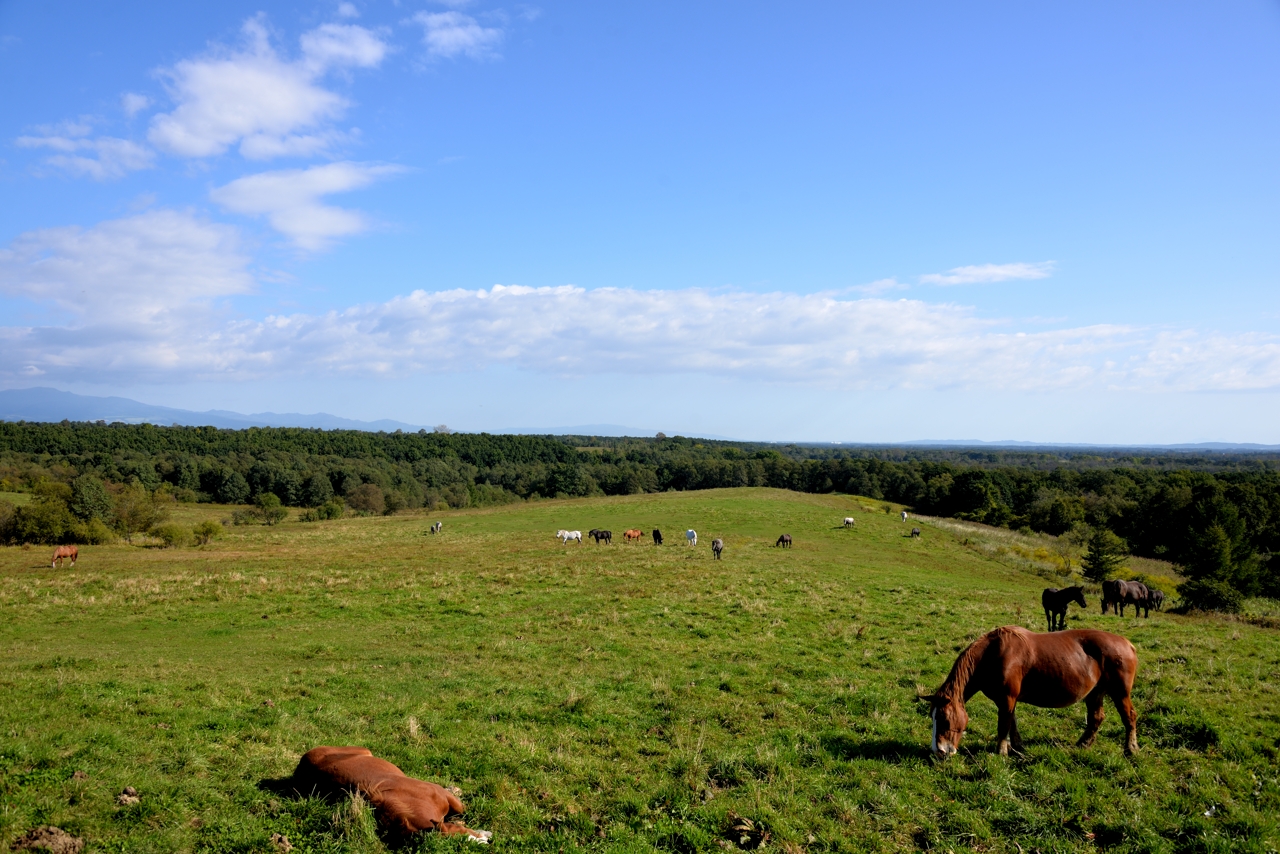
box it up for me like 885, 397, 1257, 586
925, 626, 1139, 759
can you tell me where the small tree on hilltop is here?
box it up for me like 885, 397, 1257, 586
1082, 528, 1127, 583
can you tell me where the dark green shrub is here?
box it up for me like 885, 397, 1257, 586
1178, 578, 1243, 613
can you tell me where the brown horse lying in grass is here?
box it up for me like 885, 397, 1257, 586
51, 545, 78, 568
291, 747, 491, 843
924, 626, 1138, 758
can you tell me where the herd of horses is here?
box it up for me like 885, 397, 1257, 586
550, 526, 797, 559
40, 509, 1179, 844
1041, 579, 1166, 632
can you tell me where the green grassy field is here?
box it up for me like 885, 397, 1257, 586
1, 488, 1277, 853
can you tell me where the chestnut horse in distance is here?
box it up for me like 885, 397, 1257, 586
51, 546, 78, 568
925, 626, 1138, 758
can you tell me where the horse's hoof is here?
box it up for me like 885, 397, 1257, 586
467, 830, 493, 844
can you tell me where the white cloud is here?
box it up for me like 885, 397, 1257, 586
210, 161, 405, 250
148, 16, 388, 160
412, 11, 503, 60
16, 133, 155, 180
920, 261, 1055, 286
121, 92, 152, 117
4, 244, 1280, 392
336, 2, 360, 18
849, 277, 910, 296
0, 210, 253, 322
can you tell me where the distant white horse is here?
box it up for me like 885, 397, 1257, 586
561, 530, 582, 544
686, 529, 697, 546
901, 510, 908, 522
843, 517, 855, 528
431, 521, 442, 534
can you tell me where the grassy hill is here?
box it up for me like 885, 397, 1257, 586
0, 488, 1276, 853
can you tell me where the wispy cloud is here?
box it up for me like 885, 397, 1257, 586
121, 93, 152, 117
148, 15, 389, 160
849, 277, 910, 296
0, 210, 253, 321
210, 161, 405, 250
411, 11, 504, 60
16, 131, 155, 180
920, 261, 1055, 286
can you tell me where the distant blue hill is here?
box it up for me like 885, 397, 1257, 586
0, 387, 426, 432
892, 439, 1280, 452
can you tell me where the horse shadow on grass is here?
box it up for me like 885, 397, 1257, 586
819, 732, 930, 763
258, 775, 416, 849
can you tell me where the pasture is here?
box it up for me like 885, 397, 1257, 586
0, 488, 1277, 853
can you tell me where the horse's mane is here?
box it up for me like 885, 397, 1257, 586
935, 627, 1028, 700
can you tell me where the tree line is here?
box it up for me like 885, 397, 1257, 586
1, 421, 1277, 609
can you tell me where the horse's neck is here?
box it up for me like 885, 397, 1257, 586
940, 634, 992, 702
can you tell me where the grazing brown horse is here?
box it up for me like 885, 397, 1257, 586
925, 626, 1139, 758
775, 534, 792, 548
1041, 586, 1087, 631
623, 529, 644, 542
290, 747, 491, 843
1102, 580, 1151, 617
51, 545, 78, 568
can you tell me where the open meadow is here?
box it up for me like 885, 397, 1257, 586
1, 488, 1277, 853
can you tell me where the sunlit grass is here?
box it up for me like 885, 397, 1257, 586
1, 488, 1276, 853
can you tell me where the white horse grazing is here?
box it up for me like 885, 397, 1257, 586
901, 510, 908, 522
686, 529, 697, 546
561, 530, 582, 544
843, 517, 855, 528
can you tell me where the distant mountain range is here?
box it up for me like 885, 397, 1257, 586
893, 439, 1280, 451
1, 387, 1275, 449
0, 388, 729, 438
0, 387, 426, 432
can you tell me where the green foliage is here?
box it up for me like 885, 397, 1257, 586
112, 483, 170, 542
193, 520, 222, 545
1081, 528, 1128, 583
347, 483, 385, 515
151, 522, 191, 548
1178, 577, 1244, 613
253, 492, 288, 526
76, 517, 116, 544
68, 473, 112, 522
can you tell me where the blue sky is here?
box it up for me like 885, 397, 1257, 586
2, 1, 1279, 441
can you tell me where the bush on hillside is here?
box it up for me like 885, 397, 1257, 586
253, 493, 288, 526
152, 523, 191, 548
193, 520, 222, 545
1177, 578, 1243, 613
347, 483, 385, 515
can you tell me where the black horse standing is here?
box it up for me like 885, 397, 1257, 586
1041, 586, 1087, 631
652, 528, 663, 545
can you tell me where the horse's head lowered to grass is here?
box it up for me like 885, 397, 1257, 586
923, 692, 968, 759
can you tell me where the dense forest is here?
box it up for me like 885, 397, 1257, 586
1, 421, 1277, 610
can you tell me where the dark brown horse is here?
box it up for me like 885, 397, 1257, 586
925, 626, 1138, 758
775, 534, 791, 548
1041, 586, 1086, 631
51, 545, 78, 568
1102, 580, 1150, 617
